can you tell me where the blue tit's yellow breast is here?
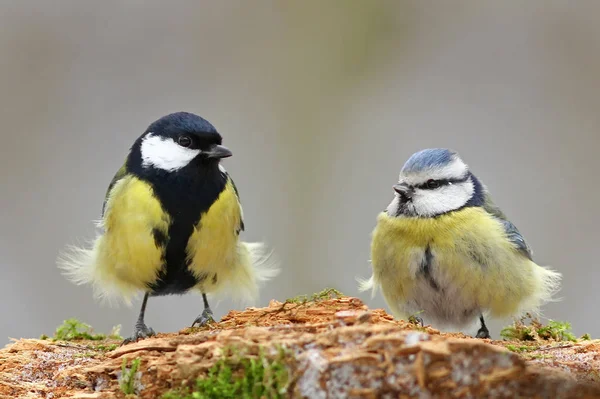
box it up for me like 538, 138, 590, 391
186, 179, 242, 285
372, 206, 509, 253
371, 206, 540, 318
95, 175, 171, 292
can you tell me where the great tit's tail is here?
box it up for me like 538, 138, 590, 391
57, 240, 97, 289
212, 241, 280, 305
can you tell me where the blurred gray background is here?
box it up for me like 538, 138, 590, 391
1, 1, 598, 343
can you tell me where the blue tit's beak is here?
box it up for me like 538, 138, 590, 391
393, 183, 414, 200
203, 144, 232, 159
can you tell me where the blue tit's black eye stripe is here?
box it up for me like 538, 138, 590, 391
416, 176, 469, 190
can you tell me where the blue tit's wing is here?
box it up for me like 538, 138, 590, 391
498, 219, 533, 260
101, 163, 128, 217
482, 188, 533, 260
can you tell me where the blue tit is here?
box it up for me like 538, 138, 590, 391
359, 148, 561, 338
58, 112, 279, 344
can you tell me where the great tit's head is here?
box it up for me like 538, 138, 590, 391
134, 112, 232, 173
387, 148, 480, 217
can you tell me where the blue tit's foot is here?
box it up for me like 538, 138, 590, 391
476, 327, 491, 339
476, 315, 491, 339
191, 307, 214, 327
408, 314, 424, 327
121, 323, 156, 345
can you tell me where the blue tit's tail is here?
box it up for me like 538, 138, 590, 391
357, 258, 380, 298
517, 263, 562, 317
357, 274, 378, 298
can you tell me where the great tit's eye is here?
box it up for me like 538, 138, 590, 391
177, 135, 192, 148
426, 179, 440, 189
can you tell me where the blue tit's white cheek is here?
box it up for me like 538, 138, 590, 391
140, 133, 201, 171
413, 180, 475, 217
386, 195, 401, 215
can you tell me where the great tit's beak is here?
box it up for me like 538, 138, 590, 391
393, 183, 414, 200
204, 144, 232, 159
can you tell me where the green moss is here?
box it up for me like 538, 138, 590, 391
580, 333, 592, 341
39, 334, 49, 340
285, 287, 343, 304
537, 320, 576, 342
500, 314, 577, 342
506, 344, 538, 353
96, 343, 119, 352
120, 358, 142, 395
163, 346, 290, 399
50, 318, 122, 342
53, 318, 105, 341
500, 325, 536, 341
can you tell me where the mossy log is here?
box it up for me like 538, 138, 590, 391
1, 297, 600, 398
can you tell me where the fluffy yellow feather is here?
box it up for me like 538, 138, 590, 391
187, 180, 276, 302
59, 176, 277, 306
362, 207, 561, 326
59, 175, 170, 305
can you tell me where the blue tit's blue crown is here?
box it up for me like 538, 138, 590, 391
401, 148, 458, 174
146, 112, 219, 138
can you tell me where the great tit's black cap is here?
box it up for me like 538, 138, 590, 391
145, 112, 222, 143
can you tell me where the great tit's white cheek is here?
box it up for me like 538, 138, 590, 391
218, 164, 227, 174
140, 133, 201, 171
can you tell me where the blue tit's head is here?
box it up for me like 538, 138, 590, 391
131, 112, 232, 173
386, 148, 484, 217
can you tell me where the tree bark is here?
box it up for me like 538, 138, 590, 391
1, 297, 599, 398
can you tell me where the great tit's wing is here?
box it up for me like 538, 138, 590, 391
101, 163, 128, 217
224, 172, 245, 233
482, 188, 533, 260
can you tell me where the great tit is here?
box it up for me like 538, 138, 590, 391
59, 112, 279, 343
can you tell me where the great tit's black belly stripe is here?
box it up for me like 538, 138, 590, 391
129, 159, 228, 296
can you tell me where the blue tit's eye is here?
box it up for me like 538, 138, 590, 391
177, 135, 192, 148
426, 179, 440, 189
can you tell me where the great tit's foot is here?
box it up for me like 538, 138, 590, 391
121, 324, 156, 345
476, 327, 491, 339
191, 307, 214, 327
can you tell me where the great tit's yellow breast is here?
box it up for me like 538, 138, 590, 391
371, 207, 537, 318
96, 175, 170, 291
186, 179, 242, 289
